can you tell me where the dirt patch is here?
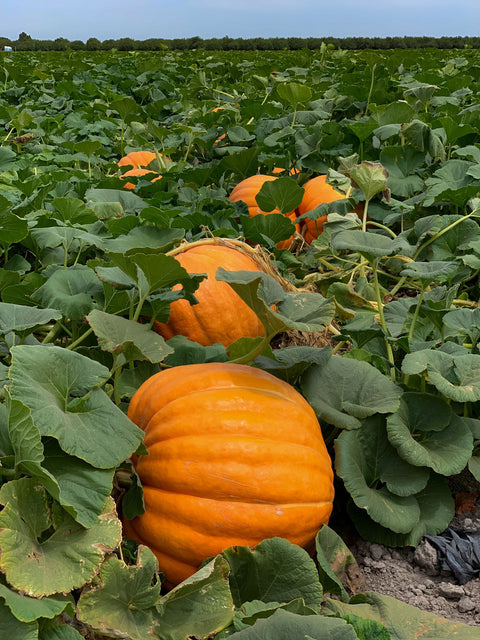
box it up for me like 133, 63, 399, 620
346, 471, 480, 627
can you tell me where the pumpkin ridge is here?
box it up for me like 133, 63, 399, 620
144, 384, 318, 424
137, 484, 334, 508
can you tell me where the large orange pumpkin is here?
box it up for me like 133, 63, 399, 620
124, 362, 335, 587
229, 174, 300, 250
153, 241, 265, 347
297, 175, 345, 243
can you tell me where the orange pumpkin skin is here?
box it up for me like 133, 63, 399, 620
124, 362, 335, 587
118, 151, 169, 189
229, 174, 300, 249
153, 244, 265, 347
297, 175, 344, 243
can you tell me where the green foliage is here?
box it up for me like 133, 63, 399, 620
0, 46, 480, 638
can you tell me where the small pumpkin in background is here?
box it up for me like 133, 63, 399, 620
153, 240, 266, 347
118, 151, 168, 189
296, 175, 346, 244
229, 174, 300, 250
124, 362, 335, 588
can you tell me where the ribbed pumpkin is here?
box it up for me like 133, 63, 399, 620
229, 174, 300, 250
124, 362, 335, 587
297, 175, 345, 243
153, 242, 265, 347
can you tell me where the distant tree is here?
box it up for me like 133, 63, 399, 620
70, 40, 85, 50
86, 37, 101, 50
116, 37, 136, 51
53, 37, 70, 50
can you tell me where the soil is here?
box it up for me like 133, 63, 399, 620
344, 470, 480, 628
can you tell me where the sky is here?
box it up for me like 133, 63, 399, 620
0, 0, 479, 42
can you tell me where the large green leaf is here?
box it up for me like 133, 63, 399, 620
331, 230, 403, 262
402, 349, 480, 402
0, 480, 121, 597
86, 309, 173, 365
5, 394, 115, 527
324, 590, 480, 639
156, 556, 234, 640
300, 356, 402, 430
255, 176, 304, 214
335, 416, 421, 533
0, 576, 73, 623
347, 473, 454, 547
223, 537, 323, 611
349, 162, 389, 202
386, 393, 473, 475
9, 345, 144, 469
101, 226, 184, 254
77, 546, 161, 640
242, 212, 296, 246
0, 599, 37, 640
224, 608, 358, 639
216, 270, 334, 341
32, 265, 103, 321
276, 82, 312, 108
0, 303, 61, 337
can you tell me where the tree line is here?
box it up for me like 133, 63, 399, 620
1, 33, 479, 52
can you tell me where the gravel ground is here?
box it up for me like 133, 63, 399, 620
346, 472, 480, 627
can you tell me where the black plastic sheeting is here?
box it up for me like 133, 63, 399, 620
425, 527, 480, 585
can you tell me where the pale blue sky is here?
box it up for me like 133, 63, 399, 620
1, 0, 478, 42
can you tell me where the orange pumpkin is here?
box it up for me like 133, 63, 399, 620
118, 151, 167, 189
297, 175, 345, 243
124, 362, 335, 587
153, 242, 265, 347
229, 174, 300, 250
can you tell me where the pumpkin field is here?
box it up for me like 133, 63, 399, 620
1, 45, 480, 638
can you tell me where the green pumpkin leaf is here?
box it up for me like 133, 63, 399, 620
223, 537, 323, 611
300, 356, 402, 430
387, 394, 473, 475
331, 230, 401, 262
76, 546, 161, 640
399, 260, 461, 283
0, 576, 73, 622
324, 589, 480, 639
101, 226, 184, 254
315, 526, 361, 603
0, 599, 37, 640
242, 212, 296, 246
0, 210, 29, 249
0, 480, 121, 597
335, 416, 421, 533
9, 345, 144, 469
0, 303, 61, 337
223, 608, 357, 639
347, 473, 454, 547
32, 265, 103, 321
4, 393, 115, 527
255, 176, 304, 214
217, 270, 334, 342
349, 162, 389, 202
157, 556, 234, 640
86, 309, 173, 365
402, 350, 480, 402
276, 82, 312, 109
